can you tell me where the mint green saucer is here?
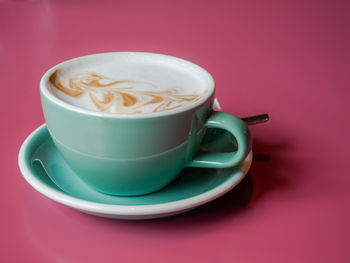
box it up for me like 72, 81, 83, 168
19, 124, 252, 219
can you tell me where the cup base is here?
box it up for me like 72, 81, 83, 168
51, 136, 188, 196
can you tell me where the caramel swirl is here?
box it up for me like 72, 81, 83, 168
49, 69, 203, 114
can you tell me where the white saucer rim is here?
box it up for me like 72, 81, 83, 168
19, 124, 252, 217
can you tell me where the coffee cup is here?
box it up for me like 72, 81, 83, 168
40, 52, 251, 196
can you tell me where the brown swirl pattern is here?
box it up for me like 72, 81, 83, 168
49, 69, 203, 114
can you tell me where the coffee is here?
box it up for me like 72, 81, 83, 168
48, 57, 208, 114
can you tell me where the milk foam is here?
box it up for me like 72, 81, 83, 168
48, 54, 209, 114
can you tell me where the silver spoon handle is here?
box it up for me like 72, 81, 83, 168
241, 114, 269, 125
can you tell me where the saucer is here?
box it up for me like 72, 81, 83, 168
18, 124, 252, 219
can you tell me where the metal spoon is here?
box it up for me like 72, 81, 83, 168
241, 113, 270, 162
242, 113, 269, 125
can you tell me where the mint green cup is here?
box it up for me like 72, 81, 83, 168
40, 52, 251, 196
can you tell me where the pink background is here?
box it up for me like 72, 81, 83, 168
1, 0, 350, 262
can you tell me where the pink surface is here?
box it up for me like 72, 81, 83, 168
1, 0, 350, 262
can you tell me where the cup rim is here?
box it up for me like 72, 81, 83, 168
40, 52, 215, 119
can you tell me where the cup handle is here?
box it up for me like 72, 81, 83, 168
187, 112, 252, 168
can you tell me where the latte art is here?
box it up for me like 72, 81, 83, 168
49, 69, 205, 114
